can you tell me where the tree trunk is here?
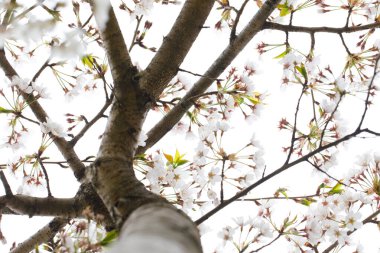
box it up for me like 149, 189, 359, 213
108, 203, 202, 253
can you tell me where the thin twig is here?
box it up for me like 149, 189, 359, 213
356, 55, 380, 130
310, 89, 318, 126
10, 3, 40, 24
230, 0, 249, 43
81, 14, 94, 28
70, 97, 112, 146
344, 7, 353, 28
237, 193, 320, 202
178, 68, 224, 81
284, 86, 306, 165
309, 32, 315, 56
339, 33, 351, 55
31, 59, 52, 83
37, 156, 52, 197
262, 22, 380, 34
322, 209, 380, 253
220, 159, 226, 203
306, 160, 357, 191
251, 233, 281, 252
14, 112, 40, 125
319, 96, 343, 148
188, 90, 238, 102
195, 128, 380, 225
129, 15, 143, 52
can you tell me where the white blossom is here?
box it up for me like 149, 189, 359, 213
134, 0, 154, 16
254, 217, 273, 238
336, 77, 348, 92
51, 30, 87, 60
320, 98, 336, 113
193, 142, 209, 166
32, 82, 50, 98
216, 121, 230, 132
217, 225, 235, 243
10, 76, 33, 93
40, 117, 66, 138
345, 210, 362, 230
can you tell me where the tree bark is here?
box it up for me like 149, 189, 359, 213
108, 203, 202, 253
138, 0, 282, 154
87, 2, 210, 252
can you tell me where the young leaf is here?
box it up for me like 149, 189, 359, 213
0, 107, 13, 114
328, 182, 344, 195
174, 149, 181, 163
297, 198, 316, 206
295, 64, 308, 82
100, 230, 118, 246
81, 54, 97, 69
277, 4, 291, 17
163, 153, 173, 163
274, 47, 290, 59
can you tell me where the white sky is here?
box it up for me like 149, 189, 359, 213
0, 0, 379, 252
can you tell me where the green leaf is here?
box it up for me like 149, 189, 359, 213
295, 64, 308, 81
0, 106, 13, 114
221, 9, 231, 21
277, 3, 291, 17
134, 154, 146, 161
276, 187, 288, 199
186, 111, 197, 123
163, 153, 173, 163
176, 159, 189, 166
100, 230, 118, 246
81, 54, 97, 69
174, 149, 181, 163
245, 94, 260, 105
279, 189, 288, 199
328, 182, 344, 195
299, 198, 316, 206
283, 215, 297, 228
170, 149, 188, 168
234, 96, 244, 105
274, 47, 290, 59
42, 5, 61, 21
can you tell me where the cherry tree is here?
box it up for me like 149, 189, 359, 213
0, 0, 379, 252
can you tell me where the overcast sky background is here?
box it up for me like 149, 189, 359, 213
0, 0, 379, 252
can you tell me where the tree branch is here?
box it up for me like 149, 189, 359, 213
139, 0, 215, 99
10, 217, 67, 253
262, 21, 380, 34
357, 55, 380, 129
195, 127, 380, 225
92, 4, 135, 93
230, 0, 250, 43
138, 0, 282, 154
38, 157, 52, 197
0, 171, 12, 196
0, 50, 86, 181
321, 209, 380, 253
0, 195, 79, 217
0, 183, 113, 228
69, 96, 112, 147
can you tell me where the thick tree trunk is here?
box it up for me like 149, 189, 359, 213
108, 203, 202, 253
89, 2, 206, 252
